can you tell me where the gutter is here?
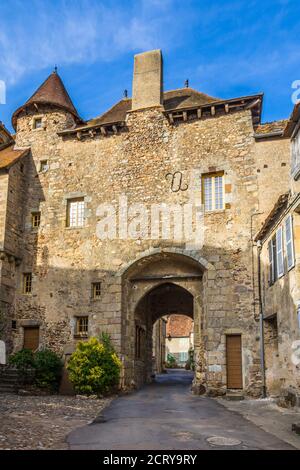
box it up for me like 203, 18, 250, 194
254, 131, 284, 140
256, 239, 267, 398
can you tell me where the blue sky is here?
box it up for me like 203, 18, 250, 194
0, 0, 299, 132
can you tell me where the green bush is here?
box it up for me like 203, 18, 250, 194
165, 353, 178, 369
9, 348, 62, 390
9, 349, 35, 371
67, 336, 121, 395
185, 348, 195, 371
34, 349, 63, 390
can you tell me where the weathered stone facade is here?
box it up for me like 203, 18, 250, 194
0, 50, 293, 397
255, 103, 300, 404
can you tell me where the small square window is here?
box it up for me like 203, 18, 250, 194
33, 118, 42, 129
40, 160, 48, 172
23, 273, 32, 294
31, 212, 41, 228
92, 282, 101, 299
12, 320, 17, 330
75, 316, 88, 337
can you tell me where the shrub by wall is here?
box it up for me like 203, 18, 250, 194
67, 336, 121, 395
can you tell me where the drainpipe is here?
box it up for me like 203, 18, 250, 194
257, 239, 266, 398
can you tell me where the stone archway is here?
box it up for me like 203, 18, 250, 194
120, 250, 208, 392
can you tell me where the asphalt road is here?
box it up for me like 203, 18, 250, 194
67, 369, 295, 450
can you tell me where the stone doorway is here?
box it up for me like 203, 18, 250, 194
120, 250, 207, 391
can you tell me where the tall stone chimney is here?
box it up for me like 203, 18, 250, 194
132, 50, 163, 111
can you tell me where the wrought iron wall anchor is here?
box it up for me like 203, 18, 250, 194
166, 171, 189, 192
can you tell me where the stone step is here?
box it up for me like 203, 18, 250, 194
0, 377, 21, 384
225, 391, 245, 401
0, 385, 17, 393
0, 371, 20, 378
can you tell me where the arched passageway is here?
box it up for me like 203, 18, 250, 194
120, 250, 207, 390
135, 283, 194, 383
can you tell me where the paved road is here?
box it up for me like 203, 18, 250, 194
68, 369, 295, 450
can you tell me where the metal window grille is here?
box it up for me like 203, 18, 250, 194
23, 273, 32, 294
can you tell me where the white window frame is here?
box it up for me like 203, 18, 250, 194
284, 214, 295, 271
202, 173, 225, 212
67, 198, 85, 228
268, 239, 275, 285
276, 227, 284, 278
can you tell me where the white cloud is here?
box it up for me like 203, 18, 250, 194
0, 0, 182, 85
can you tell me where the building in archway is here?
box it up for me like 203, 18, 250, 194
166, 314, 194, 367
0, 49, 294, 397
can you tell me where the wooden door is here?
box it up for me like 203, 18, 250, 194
226, 335, 243, 389
23, 327, 39, 351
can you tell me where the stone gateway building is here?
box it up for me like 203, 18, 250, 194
0, 49, 296, 398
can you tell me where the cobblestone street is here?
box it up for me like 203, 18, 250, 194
0, 394, 110, 450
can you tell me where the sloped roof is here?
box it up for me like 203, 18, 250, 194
12, 71, 80, 129
254, 192, 289, 241
284, 102, 300, 138
0, 121, 13, 146
87, 88, 218, 127
0, 145, 30, 170
255, 119, 288, 137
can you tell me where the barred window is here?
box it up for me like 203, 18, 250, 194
92, 282, 101, 299
75, 316, 88, 336
31, 212, 41, 228
67, 198, 85, 227
23, 273, 32, 294
202, 172, 224, 211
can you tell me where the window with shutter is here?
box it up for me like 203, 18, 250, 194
268, 239, 274, 285
276, 227, 284, 278
285, 215, 295, 270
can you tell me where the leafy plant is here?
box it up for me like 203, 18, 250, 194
9, 348, 62, 390
67, 336, 121, 395
185, 348, 195, 371
165, 353, 178, 369
34, 349, 63, 390
9, 348, 35, 371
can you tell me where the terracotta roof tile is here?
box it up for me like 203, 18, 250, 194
86, 88, 218, 127
12, 71, 80, 129
166, 315, 193, 337
255, 119, 288, 136
0, 145, 30, 170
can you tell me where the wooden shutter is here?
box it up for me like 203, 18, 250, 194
276, 227, 284, 278
268, 240, 274, 285
226, 335, 243, 389
23, 327, 39, 351
285, 215, 295, 270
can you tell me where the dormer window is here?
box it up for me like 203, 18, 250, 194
33, 117, 43, 129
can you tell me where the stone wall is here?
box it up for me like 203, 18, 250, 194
1, 96, 290, 396
260, 205, 300, 397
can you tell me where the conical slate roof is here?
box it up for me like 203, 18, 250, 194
12, 70, 80, 129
